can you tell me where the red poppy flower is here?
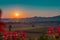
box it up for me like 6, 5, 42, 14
48, 27, 54, 31
0, 29, 7, 34
13, 32, 18, 38
7, 31, 13, 38
13, 32, 17, 36
0, 18, 6, 34
47, 31, 52, 34
0, 21, 6, 28
3, 33, 8, 40
56, 27, 60, 32
22, 32, 27, 38
19, 30, 24, 35
56, 27, 60, 35
1, 30, 7, 40
19, 30, 27, 38
7, 31, 13, 35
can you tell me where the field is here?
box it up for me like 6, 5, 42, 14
3, 22, 60, 40
4, 22, 59, 37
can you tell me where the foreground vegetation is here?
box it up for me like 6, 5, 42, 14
0, 26, 60, 40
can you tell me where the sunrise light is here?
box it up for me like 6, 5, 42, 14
12, 11, 24, 18
15, 13, 19, 17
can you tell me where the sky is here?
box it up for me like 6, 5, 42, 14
0, 0, 60, 18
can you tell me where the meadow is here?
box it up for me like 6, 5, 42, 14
2, 22, 60, 40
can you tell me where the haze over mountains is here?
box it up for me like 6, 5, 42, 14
2, 15, 60, 22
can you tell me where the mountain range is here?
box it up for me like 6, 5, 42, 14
2, 15, 60, 22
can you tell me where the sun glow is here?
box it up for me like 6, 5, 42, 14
15, 13, 19, 17
13, 11, 24, 18
9, 9, 25, 18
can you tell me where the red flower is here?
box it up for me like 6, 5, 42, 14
3, 34, 7, 40
56, 27, 60, 35
57, 27, 60, 31
19, 30, 24, 35
7, 31, 12, 35
0, 21, 6, 28
19, 30, 27, 38
0, 29, 7, 34
22, 32, 27, 38
7, 31, 13, 38
2, 31, 7, 40
48, 27, 54, 31
47, 31, 52, 34
13, 32, 18, 38
0, 19, 6, 34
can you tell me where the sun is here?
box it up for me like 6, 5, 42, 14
15, 13, 19, 16
12, 11, 24, 18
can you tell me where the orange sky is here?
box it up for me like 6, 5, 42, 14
1, 7, 60, 18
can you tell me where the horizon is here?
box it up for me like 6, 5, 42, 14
1, 15, 60, 19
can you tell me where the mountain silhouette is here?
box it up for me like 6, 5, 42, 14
2, 15, 60, 22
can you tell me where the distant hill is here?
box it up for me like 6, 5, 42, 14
2, 15, 60, 22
